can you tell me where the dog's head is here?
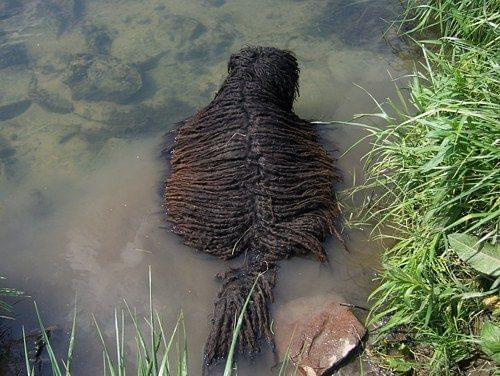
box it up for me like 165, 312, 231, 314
227, 46, 299, 109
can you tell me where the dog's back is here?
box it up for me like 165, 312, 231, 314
164, 46, 339, 368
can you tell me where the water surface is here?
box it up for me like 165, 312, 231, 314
0, 0, 412, 374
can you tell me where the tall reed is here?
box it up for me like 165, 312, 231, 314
20, 268, 294, 375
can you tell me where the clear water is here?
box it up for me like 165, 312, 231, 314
0, 0, 412, 374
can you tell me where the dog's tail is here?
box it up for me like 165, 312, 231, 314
203, 261, 277, 370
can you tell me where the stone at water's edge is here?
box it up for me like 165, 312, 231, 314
275, 295, 366, 376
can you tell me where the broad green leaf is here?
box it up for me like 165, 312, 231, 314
448, 233, 500, 277
480, 322, 500, 364
386, 356, 413, 372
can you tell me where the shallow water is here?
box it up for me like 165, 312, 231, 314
0, 0, 412, 374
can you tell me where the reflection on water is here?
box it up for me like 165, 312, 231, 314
0, 0, 412, 374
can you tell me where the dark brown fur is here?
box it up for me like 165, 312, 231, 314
164, 46, 340, 369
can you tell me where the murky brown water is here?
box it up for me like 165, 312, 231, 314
0, 0, 412, 374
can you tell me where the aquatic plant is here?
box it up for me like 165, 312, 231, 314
21, 269, 186, 376
0, 278, 23, 320
164, 46, 340, 368
21, 268, 293, 375
350, 0, 500, 374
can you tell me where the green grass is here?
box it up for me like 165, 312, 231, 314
22, 267, 190, 376
19, 268, 295, 375
350, 0, 500, 374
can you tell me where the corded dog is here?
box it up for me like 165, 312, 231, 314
164, 46, 340, 371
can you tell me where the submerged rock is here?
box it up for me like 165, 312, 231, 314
83, 24, 113, 55
158, 14, 207, 43
31, 0, 82, 35
0, 99, 32, 121
275, 295, 366, 376
73, 92, 192, 135
63, 54, 142, 102
177, 23, 237, 62
29, 79, 74, 114
0, 135, 16, 181
0, 69, 33, 121
113, 12, 236, 68
35, 52, 68, 75
8, 0, 83, 37
0, 43, 29, 69
58, 125, 81, 144
0, 136, 16, 160
42, 0, 79, 18
112, 14, 207, 66
30, 87, 74, 114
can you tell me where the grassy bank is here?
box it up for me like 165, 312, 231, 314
355, 0, 499, 374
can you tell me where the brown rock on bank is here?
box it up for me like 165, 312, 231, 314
275, 295, 366, 376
